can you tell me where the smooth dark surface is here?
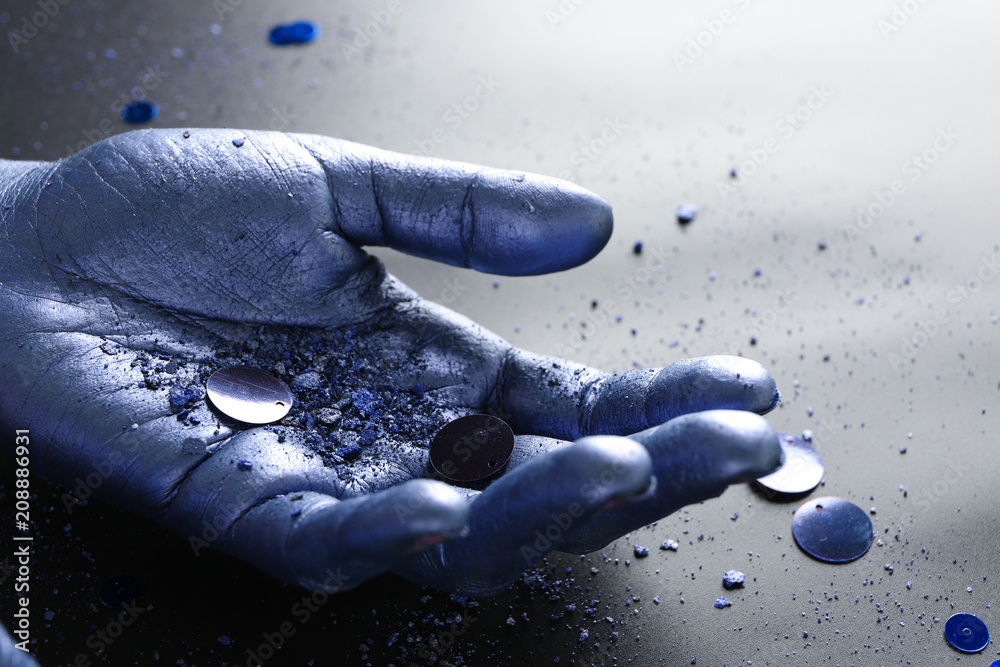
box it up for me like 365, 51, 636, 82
791, 496, 874, 563
98, 574, 142, 609
429, 415, 514, 483
754, 431, 823, 495
268, 21, 319, 46
944, 612, 990, 653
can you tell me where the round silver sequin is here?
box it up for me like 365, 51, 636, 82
206, 366, 293, 424
791, 497, 873, 563
429, 414, 514, 484
755, 432, 824, 496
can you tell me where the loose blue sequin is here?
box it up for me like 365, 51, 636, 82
791, 497, 873, 563
944, 613, 989, 653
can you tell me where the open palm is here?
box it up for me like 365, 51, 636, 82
0, 130, 781, 596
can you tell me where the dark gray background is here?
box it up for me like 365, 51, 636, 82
1, 1, 998, 665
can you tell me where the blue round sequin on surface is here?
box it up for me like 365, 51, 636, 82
944, 613, 989, 653
791, 497, 873, 563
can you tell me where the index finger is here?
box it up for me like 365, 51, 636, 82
291, 133, 614, 275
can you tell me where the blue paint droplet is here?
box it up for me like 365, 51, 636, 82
236, 459, 253, 471
120, 100, 158, 124
269, 21, 319, 45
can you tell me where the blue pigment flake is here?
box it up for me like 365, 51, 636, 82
351, 388, 380, 417
723, 570, 745, 589
269, 21, 319, 45
336, 444, 362, 461
169, 383, 200, 407
676, 203, 698, 225
714, 596, 731, 609
633, 545, 649, 557
236, 459, 253, 471
120, 100, 158, 124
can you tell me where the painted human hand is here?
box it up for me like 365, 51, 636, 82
0, 130, 781, 597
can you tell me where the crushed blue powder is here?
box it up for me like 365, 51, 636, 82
336, 444, 362, 461
723, 569, 745, 589
351, 388, 380, 418
169, 383, 201, 407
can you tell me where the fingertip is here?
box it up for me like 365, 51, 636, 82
711, 410, 782, 482
468, 172, 613, 275
346, 479, 470, 553
570, 435, 654, 506
392, 479, 472, 545
553, 411, 780, 554
720, 355, 780, 415
650, 410, 782, 485
649, 355, 780, 420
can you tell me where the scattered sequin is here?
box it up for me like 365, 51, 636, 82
944, 613, 990, 653
206, 366, 293, 424
756, 432, 823, 496
792, 497, 873, 563
429, 414, 514, 484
